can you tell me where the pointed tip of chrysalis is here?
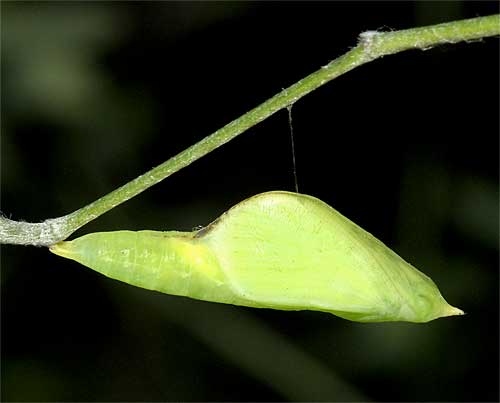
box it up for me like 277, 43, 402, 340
442, 304, 465, 318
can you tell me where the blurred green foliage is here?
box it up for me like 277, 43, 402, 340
1, 1, 498, 401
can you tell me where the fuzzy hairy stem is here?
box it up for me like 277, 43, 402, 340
2, 14, 499, 246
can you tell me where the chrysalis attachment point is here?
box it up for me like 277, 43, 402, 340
50, 242, 75, 260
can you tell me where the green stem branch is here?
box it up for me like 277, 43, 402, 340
2, 14, 499, 246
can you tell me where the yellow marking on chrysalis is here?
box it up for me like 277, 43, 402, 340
171, 238, 224, 285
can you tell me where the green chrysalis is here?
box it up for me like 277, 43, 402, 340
50, 191, 463, 323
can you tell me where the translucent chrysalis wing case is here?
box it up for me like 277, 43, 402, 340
50, 191, 464, 323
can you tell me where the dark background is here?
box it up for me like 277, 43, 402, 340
1, 1, 498, 401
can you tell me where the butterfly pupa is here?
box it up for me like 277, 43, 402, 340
50, 191, 464, 323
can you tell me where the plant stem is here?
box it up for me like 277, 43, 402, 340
2, 14, 499, 246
